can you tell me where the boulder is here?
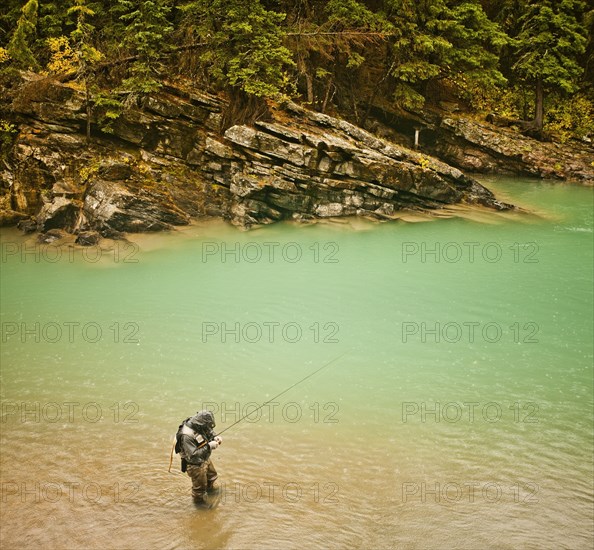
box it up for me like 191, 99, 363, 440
17, 218, 38, 233
75, 230, 101, 246
83, 179, 190, 233
0, 209, 28, 226
38, 228, 69, 243
37, 197, 81, 232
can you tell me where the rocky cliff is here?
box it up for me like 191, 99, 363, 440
1, 74, 512, 238
365, 105, 594, 183
431, 116, 594, 182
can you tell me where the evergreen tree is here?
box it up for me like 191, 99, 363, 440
512, 0, 588, 135
438, 1, 508, 106
182, 0, 294, 98
1, 1, 28, 46
7, 0, 39, 70
68, 0, 103, 142
117, 0, 173, 94
322, 0, 392, 117
581, 6, 594, 89
383, 0, 507, 110
180, 0, 295, 128
38, 0, 69, 40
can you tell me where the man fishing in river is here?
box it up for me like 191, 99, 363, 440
175, 410, 222, 506
172, 356, 345, 506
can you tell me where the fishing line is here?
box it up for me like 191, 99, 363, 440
169, 352, 347, 471
215, 352, 346, 436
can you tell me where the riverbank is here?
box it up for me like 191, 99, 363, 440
0, 193, 541, 265
364, 105, 594, 184
1, 74, 591, 245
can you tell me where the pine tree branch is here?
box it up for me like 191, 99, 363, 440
286, 31, 393, 37
94, 42, 207, 71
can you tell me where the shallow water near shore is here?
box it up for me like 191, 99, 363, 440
1, 177, 592, 549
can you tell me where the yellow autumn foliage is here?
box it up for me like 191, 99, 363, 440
46, 36, 77, 76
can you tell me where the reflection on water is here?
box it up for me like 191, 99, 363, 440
1, 178, 592, 549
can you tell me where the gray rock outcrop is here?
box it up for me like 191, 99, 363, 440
1, 73, 513, 235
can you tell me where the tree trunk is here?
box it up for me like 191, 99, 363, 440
297, 55, 314, 105
305, 72, 314, 105
534, 77, 544, 134
85, 76, 91, 144
515, 78, 545, 139
321, 75, 334, 114
359, 60, 396, 128
349, 80, 359, 123
360, 86, 379, 128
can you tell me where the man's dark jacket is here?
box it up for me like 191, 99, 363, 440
175, 411, 216, 469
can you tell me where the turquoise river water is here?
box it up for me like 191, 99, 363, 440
0, 177, 592, 549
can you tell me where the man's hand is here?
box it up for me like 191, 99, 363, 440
214, 436, 223, 445
208, 440, 219, 450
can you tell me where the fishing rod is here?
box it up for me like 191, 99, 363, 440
217, 352, 346, 436
168, 353, 346, 471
